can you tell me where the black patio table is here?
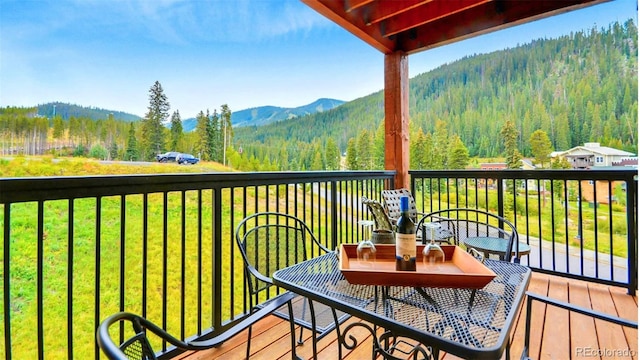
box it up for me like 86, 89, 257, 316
272, 251, 531, 360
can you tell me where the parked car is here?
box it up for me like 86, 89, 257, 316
156, 151, 180, 162
177, 153, 199, 165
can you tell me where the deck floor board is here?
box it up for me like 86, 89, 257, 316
176, 273, 637, 359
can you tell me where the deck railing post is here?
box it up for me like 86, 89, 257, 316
625, 175, 638, 294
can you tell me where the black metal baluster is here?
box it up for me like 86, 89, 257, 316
181, 191, 186, 340
592, 179, 599, 277
142, 193, 149, 318
564, 180, 570, 273
162, 191, 168, 351
120, 195, 126, 318
94, 197, 102, 360
577, 183, 584, 276
550, 177, 557, 271
142, 193, 148, 318
37, 201, 44, 360
67, 199, 74, 359
607, 180, 614, 281
213, 187, 222, 331
229, 188, 235, 321
197, 189, 202, 333
4, 205, 11, 360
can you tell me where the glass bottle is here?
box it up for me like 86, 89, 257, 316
395, 196, 416, 271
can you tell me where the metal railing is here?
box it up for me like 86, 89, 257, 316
1, 169, 636, 359
410, 169, 638, 294
0, 171, 393, 360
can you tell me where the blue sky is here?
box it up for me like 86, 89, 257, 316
1, 0, 637, 118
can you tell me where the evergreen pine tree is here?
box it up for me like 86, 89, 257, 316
345, 138, 358, 170
432, 120, 449, 169
447, 135, 470, 169
125, 123, 139, 161
206, 110, 217, 161
529, 129, 553, 168
325, 137, 340, 170
356, 129, 372, 170
141, 81, 169, 160
169, 110, 183, 151
311, 143, 324, 170
109, 141, 118, 160
410, 128, 427, 169
501, 120, 522, 169
423, 133, 435, 169
278, 146, 289, 170
52, 116, 65, 149
194, 111, 209, 160
220, 104, 233, 166
373, 122, 385, 169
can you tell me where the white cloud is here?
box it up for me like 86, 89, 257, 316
53, 0, 331, 45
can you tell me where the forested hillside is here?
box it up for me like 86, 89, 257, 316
179, 98, 345, 132
231, 98, 345, 127
38, 102, 142, 122
234, 20, 637, 168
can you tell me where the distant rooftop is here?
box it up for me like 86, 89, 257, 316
560, 142, 635, 157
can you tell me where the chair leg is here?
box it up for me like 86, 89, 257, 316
286, 300, 302, 360
246, 325, 252, 360
307, 298, 319, 360
297, 299, 307, 345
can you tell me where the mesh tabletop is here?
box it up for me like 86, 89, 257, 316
464, 237, 532, 256
273, 252, 531, 359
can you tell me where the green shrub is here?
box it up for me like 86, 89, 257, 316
73, 145, 87, 157
89, 144, 108, 159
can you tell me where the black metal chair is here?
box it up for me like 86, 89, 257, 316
235, 212, 344, 359
381, 188, 424, 224
381, 189, 439, 244
521, 292, 638, 360
416, 208, 526, 263
96, 293, 297, 360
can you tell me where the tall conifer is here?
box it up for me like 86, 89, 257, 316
141, 81, 169, 160
169, 110, 183, 151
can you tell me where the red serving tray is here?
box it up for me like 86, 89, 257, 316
339, 244, 496, 289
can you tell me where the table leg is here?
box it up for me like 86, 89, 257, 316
338, 322, 439, 360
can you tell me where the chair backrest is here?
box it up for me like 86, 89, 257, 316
415, 213, 459, 245
235, 212, 329, 301
97, 304, 293, 360
381, 188, 418, 222
416, 208, 519, 262
97, 312, 198, 360
361, 196, 394, 231
97, 313, 159, 360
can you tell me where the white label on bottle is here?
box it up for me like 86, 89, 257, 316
396, 233, 416, 258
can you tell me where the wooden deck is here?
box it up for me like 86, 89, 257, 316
175, 273, 638, 360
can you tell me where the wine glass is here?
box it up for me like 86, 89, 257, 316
358, 219, 375, 241
357, 220, 377, 266
422, 223, 445, 268
356, 238, 377, 265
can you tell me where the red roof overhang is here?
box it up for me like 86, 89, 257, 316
302, 0, 610, 55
